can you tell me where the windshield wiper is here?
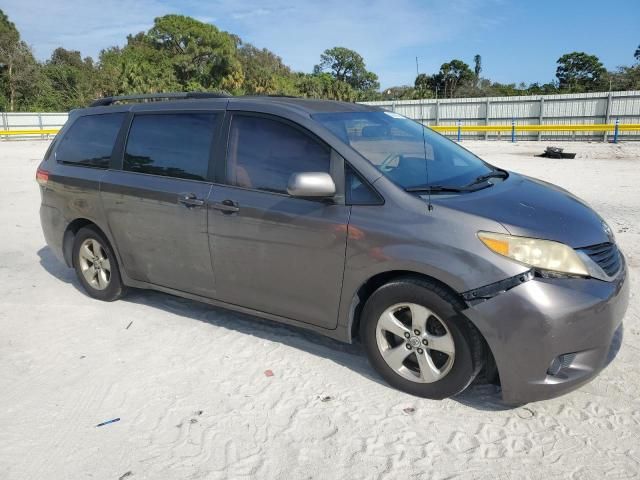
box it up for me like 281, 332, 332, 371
466, 169, 508, 186
405, 184, 484, 193
405, 170, 507, 194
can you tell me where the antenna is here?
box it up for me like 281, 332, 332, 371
420, 120, 433, 211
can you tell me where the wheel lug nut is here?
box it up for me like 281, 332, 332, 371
422, 339, 428, 346
405, 344, 412, 350
404, 332, 410, 339
417, 348, 423, 354
414, 329, 420, 335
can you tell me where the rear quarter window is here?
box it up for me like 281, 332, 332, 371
123, 113, 217, 181
55, 113, 125, 168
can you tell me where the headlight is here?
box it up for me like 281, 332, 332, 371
478, 231, 589, 276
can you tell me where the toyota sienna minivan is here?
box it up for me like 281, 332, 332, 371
37, 92, 629, 404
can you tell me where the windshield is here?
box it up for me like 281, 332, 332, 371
312, 111, 495, 190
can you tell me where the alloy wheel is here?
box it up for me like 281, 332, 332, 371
77, 238, 111, 290
375, 302, 455, 383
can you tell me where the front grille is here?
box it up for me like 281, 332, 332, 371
579, 242, 621, 277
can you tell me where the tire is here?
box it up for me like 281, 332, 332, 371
360, 277, 484, 399
72, 225, 125, 302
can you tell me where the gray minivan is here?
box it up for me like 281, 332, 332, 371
37, 92, 629, 404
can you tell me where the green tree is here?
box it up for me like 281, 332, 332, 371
556, 52, 606, 92
295, 72, 356, 101
0, 9, 42, 111
414, 73, 429, 91
635, 44, 640, 63
237, 43, 296, 95
381, 85, 421, 100
609, 65, 640, 91
95, 15, 245, 98
473, 54, 482, 85
526, 82, 559, 95
41, 47, 97, 110
414, 73, 437, 98
314, 47, 379, 92
147, 14, 243, 92
97, 35, 178, 96
438, 59, 473, 97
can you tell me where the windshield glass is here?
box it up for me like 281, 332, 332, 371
312, 111, 494, 190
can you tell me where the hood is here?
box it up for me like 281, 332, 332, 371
434, 172, 611, 248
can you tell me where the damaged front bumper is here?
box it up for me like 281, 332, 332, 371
462, 260, 629, 405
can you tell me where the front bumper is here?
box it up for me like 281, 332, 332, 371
464, 261, 629, 405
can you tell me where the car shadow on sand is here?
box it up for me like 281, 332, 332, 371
38, 245, 622, 412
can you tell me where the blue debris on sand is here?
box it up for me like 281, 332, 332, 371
96, 417, 120, 427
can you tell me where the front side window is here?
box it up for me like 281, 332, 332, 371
313, 111, 495, 190
227, 115, 331, 194
56, 113, 125, 168
124, 113, 217, 181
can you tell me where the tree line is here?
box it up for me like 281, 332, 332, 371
1, 10, 639, 112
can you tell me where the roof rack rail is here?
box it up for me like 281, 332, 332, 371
89, 91, 232, 107
247, 94, 300, 98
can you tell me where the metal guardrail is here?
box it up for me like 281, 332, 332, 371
1, 129, 60, 136
432, 122, 640, 143
1, 111, 67, 140
431, 124, 640, 132
3, 124, 640, 141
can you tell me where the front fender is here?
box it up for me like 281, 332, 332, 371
336, 202, 529, 340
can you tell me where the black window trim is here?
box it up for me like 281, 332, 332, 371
55, 111, 127, 170
219, 111, 345, 203
345, 162, 385, 206
114, 109, 225, 184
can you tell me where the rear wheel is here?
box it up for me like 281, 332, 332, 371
72, 226, 125, 301
360, 277, 483, 399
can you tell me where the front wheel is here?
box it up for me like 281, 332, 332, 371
360, 277, 484, 399
72, 226, 125, 302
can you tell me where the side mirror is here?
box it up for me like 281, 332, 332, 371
287, 172, 336, 198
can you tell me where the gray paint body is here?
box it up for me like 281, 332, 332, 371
38, 97, 629, 404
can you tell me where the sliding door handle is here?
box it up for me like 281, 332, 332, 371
178, 193, 205, 207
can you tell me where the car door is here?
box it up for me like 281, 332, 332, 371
207, 112, 350, 329
101, 111, 222, 298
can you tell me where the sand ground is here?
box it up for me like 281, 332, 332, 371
1, 140, 639, 480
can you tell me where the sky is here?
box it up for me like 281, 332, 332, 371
1, 0, 639, 89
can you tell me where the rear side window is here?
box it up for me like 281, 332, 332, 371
227, 115, 330, 194
124, 113, 217, 181
56, 113, 125, 168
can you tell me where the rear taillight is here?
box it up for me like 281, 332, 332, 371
36, 168, 49, 186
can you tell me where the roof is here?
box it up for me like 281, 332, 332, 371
232, 96, 378, 114
87, 92, 380, 115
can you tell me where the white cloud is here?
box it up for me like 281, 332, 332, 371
230, 8, 275, 20
209, 0, 501, 87
1, 0, 172, 58
0, 0, 502, 87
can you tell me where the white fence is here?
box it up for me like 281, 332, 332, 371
361, 90, 640, 141
0, 112, 68, 140
2, 90, 640, 141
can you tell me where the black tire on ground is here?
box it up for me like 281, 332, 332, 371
72, 225, 125, 302
360, 277, 484, 399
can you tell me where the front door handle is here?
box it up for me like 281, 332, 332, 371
211, 199, 239, 214
178, 193, 205, 208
